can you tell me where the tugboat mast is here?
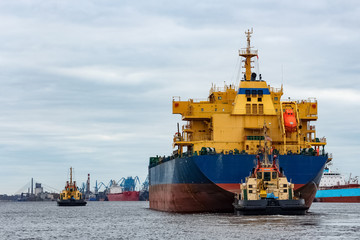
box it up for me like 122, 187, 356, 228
70, 167, 73, 184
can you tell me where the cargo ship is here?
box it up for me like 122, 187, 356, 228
315, 164, 360, 202
149, 29, 330, 213
107, 177, 140, 201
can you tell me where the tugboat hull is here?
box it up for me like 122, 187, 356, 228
233, 199, 308, 215
57, 199, 87, 206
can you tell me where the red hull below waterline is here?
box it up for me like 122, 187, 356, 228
149, 183, 234, 213
316, 196, 360, 203
107, 191, 139, 201
149, 181, 318, 213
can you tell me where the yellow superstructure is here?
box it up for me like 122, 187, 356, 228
172, 29, 326, 156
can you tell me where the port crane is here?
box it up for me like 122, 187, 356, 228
118, 176, 140, 191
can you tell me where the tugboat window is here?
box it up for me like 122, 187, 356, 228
257, 172, 262, 179
272, 172, 277, 179
264, 172, 271, 181
249, 190, 253, 193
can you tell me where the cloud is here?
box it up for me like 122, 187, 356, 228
0, 0, 360, 194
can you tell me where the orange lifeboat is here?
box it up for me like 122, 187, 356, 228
283, 108, 297, 132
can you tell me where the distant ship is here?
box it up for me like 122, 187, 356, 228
107, 177, 140, 201
57, 167, 87, 206
149, 29, 330, 213
315, 164, 360, 202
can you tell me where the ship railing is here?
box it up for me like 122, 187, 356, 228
269, 87, 282, 93
295, 98, 318, 104
189, 98, 209, 103
239, 49, 258, 55
173, 96, 181, 102
209, 84, 236, 94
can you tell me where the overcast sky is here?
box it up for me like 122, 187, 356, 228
0, 0, 359, 194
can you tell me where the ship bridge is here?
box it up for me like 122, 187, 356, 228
171, 29, 326, 157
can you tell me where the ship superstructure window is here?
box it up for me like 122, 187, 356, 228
246, 104, 251, 114
258, 90, 263, 97
272, 172, 277, 179
264, 172, 271, 181
252, 104, 257, 114
257, 172, 262, 179
259, 104, 264, 114
252, 90, 257, 97
274, 97, 278, 101
201, 108, 204, 112
215, 108, 217, 111
218, 96, 222, 100
245, 90, 251, 97
258, 98, 262, 102
247, 97, 251, 102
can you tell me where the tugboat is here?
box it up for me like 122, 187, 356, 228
57, 167, 87, 206
233, 125, 308, 215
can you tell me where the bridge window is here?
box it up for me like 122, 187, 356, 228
252, 90, 257, 97
272, 172, 277, 180
257, 172, 262, 179
264, 172, 271, 181
258, 90, 263, 97
245, 90, 250, 97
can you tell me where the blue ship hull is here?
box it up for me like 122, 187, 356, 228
149, 153, 327, 212
315, 186, 360, 202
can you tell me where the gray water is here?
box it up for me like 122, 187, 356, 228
0, 202, 359, 240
